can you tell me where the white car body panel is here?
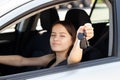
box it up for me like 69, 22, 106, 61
27, 61, 120, 80
0, 0, 31, 16
0, 0, 52, 16
0, 0, 52, 27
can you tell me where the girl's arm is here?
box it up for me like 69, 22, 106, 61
0, 54, 55, 67
67, 23, 94, 64
67, 26, 83, 64
67, 38, 83, 64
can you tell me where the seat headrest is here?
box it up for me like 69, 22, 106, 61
65, 9, 91, 30
40, 8, 60, 31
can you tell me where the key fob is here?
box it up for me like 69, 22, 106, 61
78, 33, 89, 49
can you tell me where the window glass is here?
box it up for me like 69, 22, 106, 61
0, 25, 16, 33
90, 1, 109, 23
36, 19, 42, 30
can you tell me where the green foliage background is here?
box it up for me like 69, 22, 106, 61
98, 0, 103, 3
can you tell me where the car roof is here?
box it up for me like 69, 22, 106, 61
0, 0, 56, 28
0, 0, 31, 16
0, 0, 53, 17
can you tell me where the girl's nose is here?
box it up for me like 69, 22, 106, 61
53, 36, 59, 41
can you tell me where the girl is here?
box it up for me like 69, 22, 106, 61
0, 21, 93, 68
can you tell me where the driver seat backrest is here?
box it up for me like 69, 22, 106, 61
65, 9, 91, 30
30, 8, 60, 57
40, 8, 60, 31
38, 7, 60, 55
65, 9, 109, 61
64, 9, 104, 61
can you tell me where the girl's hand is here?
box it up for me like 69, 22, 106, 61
77, 23, 94, 40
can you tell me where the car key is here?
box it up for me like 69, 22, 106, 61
78, 32, 89, 49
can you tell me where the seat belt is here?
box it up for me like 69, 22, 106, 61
89, 0, 97, 17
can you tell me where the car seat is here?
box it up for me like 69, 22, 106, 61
33, 7, 60, 56
25, 7, 60, 57
40, 8, 60, 31
65, 9, 91, 30
64, 9, 104, 61
93, 30, 109, 57
17, 7, 60, 71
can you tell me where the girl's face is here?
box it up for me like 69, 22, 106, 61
50, 24, 73, 53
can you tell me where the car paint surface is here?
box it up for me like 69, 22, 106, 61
28, 61, 120, 80
0, 0, 52, 27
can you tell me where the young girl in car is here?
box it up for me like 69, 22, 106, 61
0, 21, 93, 68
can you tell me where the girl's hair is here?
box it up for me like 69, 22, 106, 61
50, 20, 76, 56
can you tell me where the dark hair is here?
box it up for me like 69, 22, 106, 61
50, 21, 76, 56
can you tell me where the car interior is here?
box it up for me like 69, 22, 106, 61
0, 0, 110, 76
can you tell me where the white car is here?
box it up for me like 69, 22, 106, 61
0, 0, 120, 80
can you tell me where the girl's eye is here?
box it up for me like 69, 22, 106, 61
60, 35, 65, 37
51, 34, 56, 37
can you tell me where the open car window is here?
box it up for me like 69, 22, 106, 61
90, 0, 109, 23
